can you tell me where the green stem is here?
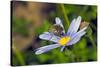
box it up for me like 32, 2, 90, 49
89, 35, 96, 49
60, 4, 70, 28
13, 45, 25, 65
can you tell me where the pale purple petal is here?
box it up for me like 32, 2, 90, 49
67, 19, 76, 36
35, 44, 61, 55
67, 27, 87, 45
60, 46, 65, 52
55, 17, 65, 33
71, 27, 87, 38
67, 37, 80, 46
73, 16, 82, 33
39, 32, 60, 43
67, 16, 82, 36
67, 31, 86, 45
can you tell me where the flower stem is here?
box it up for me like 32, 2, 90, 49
60, 4, 70, 28
89, 35, 96, 49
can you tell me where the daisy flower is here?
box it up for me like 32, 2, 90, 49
35, 16, 88, 55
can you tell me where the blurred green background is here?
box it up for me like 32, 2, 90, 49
11, 1, 97, 66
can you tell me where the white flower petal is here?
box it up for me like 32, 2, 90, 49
39, 32, 60, 43
55, 17, 65, 33
35, 44, 61, 55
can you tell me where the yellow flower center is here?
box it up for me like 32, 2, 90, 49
58, 36, 71, 46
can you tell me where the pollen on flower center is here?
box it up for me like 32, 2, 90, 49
58, 36, 71, 46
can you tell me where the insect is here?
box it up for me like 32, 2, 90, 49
40, 17, 65, 42
80, 21, 89, 30
49, 24, 64, 37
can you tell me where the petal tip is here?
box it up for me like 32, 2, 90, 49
55, 17, 60, 20
39, 34, 42, 39
55, 17, 61, 24
78, 16, 81, 18
35, 50, 43, 55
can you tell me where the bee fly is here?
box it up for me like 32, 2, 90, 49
49, 24, 64, 37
